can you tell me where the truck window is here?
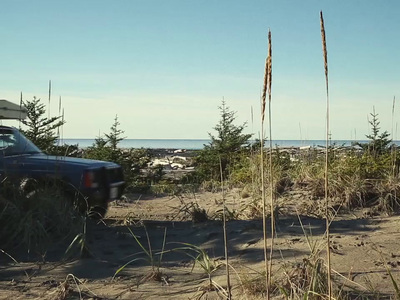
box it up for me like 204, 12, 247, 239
0, 128, 42, 156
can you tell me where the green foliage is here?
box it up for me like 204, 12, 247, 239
20, 97, 65, 153
113, 226, 167, 282
229, 149, 292, 198
84, 116, 155, 192
85, 136, 113, 162
105, 115, 126, 161
171, 243, 229, 298
194, 100, 252, 182
290, 146, 400, 212
64, 214, 92, 259
355, 109, 392, 158
122, 148, 154, 192
287, 113, 397, 212
85, 116, 125, 163
229, 152, 253, 186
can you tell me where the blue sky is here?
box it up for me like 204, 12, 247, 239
1, 0, 399, 140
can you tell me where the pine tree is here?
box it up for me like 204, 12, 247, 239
105, 115, 126, 162
20, 97, 65, 152
105, 115, 125, 152
195, 100, 252, 181
357, 108, 392, 157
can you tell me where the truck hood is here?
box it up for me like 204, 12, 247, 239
13, 153, 120, 169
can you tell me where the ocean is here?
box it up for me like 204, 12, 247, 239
59, 139, 383, 150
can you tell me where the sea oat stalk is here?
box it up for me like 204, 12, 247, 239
219, 157, 231, 299
266, 29, 274, 292
392, 96, 396, 176
260, 28, 270, 299
48, 80, 51, 119
19, 92, 23, 128
320, 10, 332, 299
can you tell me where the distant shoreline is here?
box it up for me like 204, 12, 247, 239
57, 138, 399, 150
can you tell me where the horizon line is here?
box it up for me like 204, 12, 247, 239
59, 137, 387, 141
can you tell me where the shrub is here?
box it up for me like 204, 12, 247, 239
83, 116, 155, 192
20, 97, 65, 153
355, 109, 392, 158
194, 100, 252, 182
0, 182, 82, 255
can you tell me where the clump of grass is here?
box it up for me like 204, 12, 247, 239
375, 174, 400, 214
0, 182, 82, 256
200, 179, 223, 193
172, 243, 228, 299
113, 225, 167, 284
212, 206, 241, 221
64, 213, 92, 259
299, 149, 400, 215
54, 273, 98, 300
274, 215, 332, 299
291, 156, 326, 198
172, 197, 209, 222
279, 257, 329, 299
191, 204, 209, 223
240, 270, 269, 296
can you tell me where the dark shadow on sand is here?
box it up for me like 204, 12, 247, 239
0, 214, 385, 282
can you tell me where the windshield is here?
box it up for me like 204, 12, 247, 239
0, 127, 42, 156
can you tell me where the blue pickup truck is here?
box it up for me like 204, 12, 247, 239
0, 125, 125, 217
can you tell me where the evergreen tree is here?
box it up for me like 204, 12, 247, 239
105, 115, 125, 152
105, 115, 125, 162
195, 100, 252, 181
20, 97, 65, 152
356, 109, 392, 157
85, 136, 113, 162
84, 116, 154, 192
85, 115, 125, 163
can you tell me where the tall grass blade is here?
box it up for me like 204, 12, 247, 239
19, 92, 23, 128
387, 266, 400, 298
219, 157, 231, 299
113, 225, 167, 280
57, 96, 62, 145
391, 96, 396, 177
266, 29, 275, 296
260, 28, 270, 298
48, 79, 51, 119
320, 10, 332, 299
159, 226, 167, 267
113, 257, 147, 279
127, 226, 151, 258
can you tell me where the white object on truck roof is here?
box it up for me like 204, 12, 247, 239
0, 100, 27, 120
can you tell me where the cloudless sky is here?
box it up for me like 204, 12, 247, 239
1, 0, 399, 140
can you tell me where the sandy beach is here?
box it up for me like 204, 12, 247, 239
1, 186, 400, 299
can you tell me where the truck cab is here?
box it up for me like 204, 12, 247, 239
0, 100, 124, 217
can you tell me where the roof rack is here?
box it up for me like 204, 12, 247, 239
0, 100, 27, 120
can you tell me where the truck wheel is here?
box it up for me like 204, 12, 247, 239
67, 190, 108, 219
19, 178, 40, 198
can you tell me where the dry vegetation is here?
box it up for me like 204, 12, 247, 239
1, 186, 400, 300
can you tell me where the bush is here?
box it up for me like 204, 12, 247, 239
20, 97, 65, 153
354, 109, 392, 158
194, 100, 252, 182
83, 117, 157, 192
0, 182, 82, 254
